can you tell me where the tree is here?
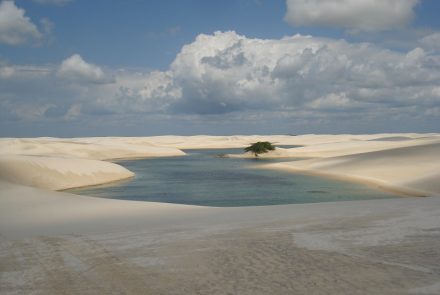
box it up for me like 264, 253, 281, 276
244, 141, 275, 157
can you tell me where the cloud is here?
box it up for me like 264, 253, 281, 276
53, 31, 438, 124
95, 70, 181, 115
1, 31, 440, 134
157, 31, 439, 115
0, 1, 42, 45
307, 93, 365, 111
420, 32, 440, 52
0, 64, 51, 80
57, 54, 113, 84
0, 55, 109, 122
284, 0, 419, 32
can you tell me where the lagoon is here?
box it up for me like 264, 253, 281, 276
69, 148, 400, 206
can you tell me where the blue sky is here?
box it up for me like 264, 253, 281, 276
5, 0, 311, 68
1, 0, 440, 136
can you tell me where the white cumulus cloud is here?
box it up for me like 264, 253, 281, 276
284, 0, 419, 32
152, 31, 439, 115
0, 1, 42, 45
57, 54, 113, 84
1, 31, 440, 133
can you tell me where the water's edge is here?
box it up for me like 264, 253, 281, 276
69, 148, 400, 207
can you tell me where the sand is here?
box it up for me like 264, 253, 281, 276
0, 155, 135, 190
0, 137, 185, 189
1, 134, 440, 294
263, 141, 440, 197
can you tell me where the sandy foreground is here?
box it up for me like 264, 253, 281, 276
1, 134, 440, 294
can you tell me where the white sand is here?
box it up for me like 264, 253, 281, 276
0, 133, 439, 196
1, 134, 440, 294
264, 135, 440, 158
263, 140, 440, 197
0, 137, 185, 160
225, 147, 301, 158
0, 137, 185, 189
0, 155, 135, 190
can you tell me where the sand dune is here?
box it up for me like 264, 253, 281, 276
0, 155, 134, 190
263, 141, 440, 197
140, 133, 438, 149
0, 133, 439, 194
0, 180, 200, 237
0, 137, 185, 189
268, 136, 440, 158
1, 134, 440, 294
0, 137, 185, 160
226, 137, 440, 159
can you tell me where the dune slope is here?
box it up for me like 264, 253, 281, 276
0, 155, 135, 190
263, 141, 440, 197
0, 137, 186, 189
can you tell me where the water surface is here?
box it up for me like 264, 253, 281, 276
69, 148, 399, 206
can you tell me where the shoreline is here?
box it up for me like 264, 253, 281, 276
59, 174, 135, 192
260, 163, 429, 198
1, 134, 439, 197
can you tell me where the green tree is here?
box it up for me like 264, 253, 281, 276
244, 142, 275, 157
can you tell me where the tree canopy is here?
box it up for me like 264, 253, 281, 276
244, 141, 275, 157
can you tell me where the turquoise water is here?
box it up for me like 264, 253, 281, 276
69, 148, 399, 207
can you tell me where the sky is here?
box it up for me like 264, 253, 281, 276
1, 0, 440, 136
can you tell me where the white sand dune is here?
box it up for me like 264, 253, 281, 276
0, 137, 185, 160
0, 180, 201, 237
199, 134, 440, 159
0, 137, 185, 189
0, 155, 134, 190
139, 133, 437, 149
263, 141, 440, 197
268, 135, 440, 158
1, 134, 440, 294
0, 133, 439, 195
226, 138, 438, 159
